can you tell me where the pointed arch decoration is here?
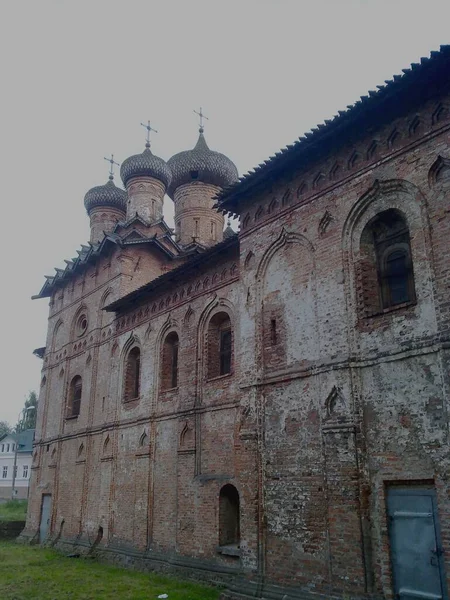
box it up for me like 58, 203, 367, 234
256, 227, 315, 285
428, 155, 450, 187
184, 305, 195, 326
51, 318, 64, 352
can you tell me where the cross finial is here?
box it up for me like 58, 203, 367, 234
140, 120, 158, 149
194, 107, 209, 133
103, 154, 120, 181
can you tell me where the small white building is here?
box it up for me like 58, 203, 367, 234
0, 430, 34, 500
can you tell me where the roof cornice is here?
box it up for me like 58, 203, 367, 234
217, 45, 450, 214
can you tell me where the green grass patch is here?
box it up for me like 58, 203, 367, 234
0, 541, 221, 600
0, 500, 27, 522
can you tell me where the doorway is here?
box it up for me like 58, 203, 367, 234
387, 486, 447, 599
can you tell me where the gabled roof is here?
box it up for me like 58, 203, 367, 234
104, 234, 239, 313
217, 45, 450, 214
33, 222, 183, 300
0, 429, 35, 453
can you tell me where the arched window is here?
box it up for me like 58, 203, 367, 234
161, 332, 179, 390
219, 484, 240, 547
207, 312, 232, 379
359, 209, 415, 314
123, 346, 141, 401
68, 376, 82, 417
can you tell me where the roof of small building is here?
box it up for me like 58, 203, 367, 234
167, 130, 238, 199
0, 429, 35, 453
216, 45, 450, 214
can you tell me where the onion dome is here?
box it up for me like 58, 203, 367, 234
84, 178, 127, 214
167, 130, 238, 199
120, 142, 172, 189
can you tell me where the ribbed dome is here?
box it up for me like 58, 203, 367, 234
84, 179, 127, 214
167, 132, 238, 199
120, 147, 172, 189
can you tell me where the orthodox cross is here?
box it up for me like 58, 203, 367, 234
104, 154, 120, 181
140, 120, 158, 148
194, 107, 208, 133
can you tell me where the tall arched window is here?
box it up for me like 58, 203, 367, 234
219, 484, 240, 547
207, 312, 232, 379
161, 332, 179, 390
359, 209, 415, 315
123, 346, 141, 402
68, 376, 82, 418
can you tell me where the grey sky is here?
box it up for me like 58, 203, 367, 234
1, 0, 449, 425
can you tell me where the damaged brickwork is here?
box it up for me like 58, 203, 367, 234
24, 48, 450, 600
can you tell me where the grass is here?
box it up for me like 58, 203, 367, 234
0, 541, 220, 600
0, 500, 28, 522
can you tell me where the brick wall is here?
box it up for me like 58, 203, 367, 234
25, 86, 450, 599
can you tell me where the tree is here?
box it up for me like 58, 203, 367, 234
0, 421, 12, 438
15, 391, 38, 432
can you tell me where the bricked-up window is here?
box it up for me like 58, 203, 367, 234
358, 209, 415, 315
124, 346, 141, 401
207, 312, 232, 379
68, 375, 82, 417
219, 484, 240, 546
161, 332, 179, 390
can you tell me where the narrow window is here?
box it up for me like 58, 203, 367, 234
1, 444, 3, 452
68, 375, 82, 417
382, 249, 411, 307
211, 221, 217, 240
23, 465, 28, 478
207, 312, 233, 379
270, 319, 277, 345
124, 346, 141, 402
194, 219, 199, 239
2, 466, 7, 478
161, 332, 179, 390
13, 466, 17, 478
220, 328, 232, 375
6, 443, 10, 452
219, 484, 240, 547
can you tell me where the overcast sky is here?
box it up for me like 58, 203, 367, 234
0, 0, 448, 425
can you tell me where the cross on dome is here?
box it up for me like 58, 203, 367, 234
103, 154, 120, 181
140, 120, 158, 149
194, 107, 209, 133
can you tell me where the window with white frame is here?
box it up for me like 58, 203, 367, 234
1, 444, 4, 452
6, 444, 9, 452
2, 466, 7, 478
22, 465, 28, 478
13, 466, 17, 478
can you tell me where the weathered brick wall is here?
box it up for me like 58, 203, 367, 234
26, 85, 449, 599
236, 90, 450, 597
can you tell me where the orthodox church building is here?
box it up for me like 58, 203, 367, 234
25, 47, 450, 600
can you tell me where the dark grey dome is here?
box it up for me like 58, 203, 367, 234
84, 179, 127, 214
120, 147, 172, 189
167, 132, 238, 199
